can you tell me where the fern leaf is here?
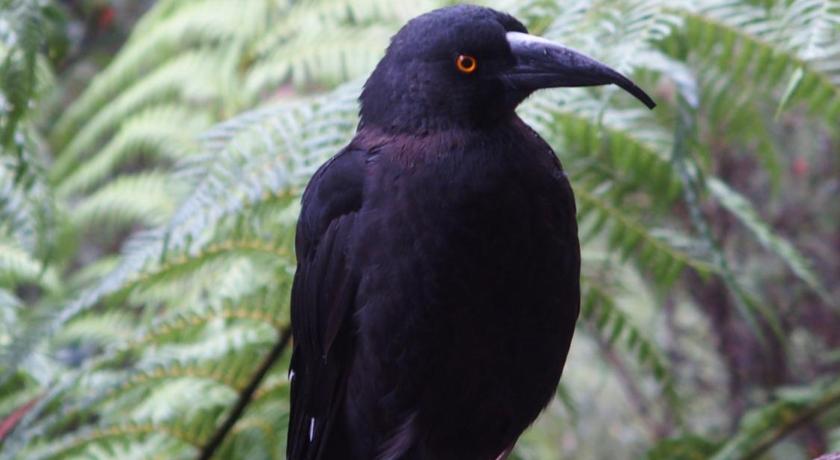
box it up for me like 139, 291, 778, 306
0, 236, 58, 291
51, 0, 274, 147
665, 4, 840, 122
575, 184, 715, 285
523, 93, 683, 206
581, 282, 680, 409
712, 379, 840, 460
70, 172, 188, 233
51, 50, 235, 182
245, 26, 390, 97
707, 178, 831, 304
56, 105, 210, 197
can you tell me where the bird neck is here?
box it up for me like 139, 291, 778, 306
358, 108, 517, 137
352, 113, 528, 159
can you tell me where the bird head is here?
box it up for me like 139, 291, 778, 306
360, 5, 655, 134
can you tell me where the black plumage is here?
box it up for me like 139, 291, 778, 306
287, 5, 655, 459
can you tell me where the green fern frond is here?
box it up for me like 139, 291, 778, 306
249, 375, 289, 403
0, 163, 54, 256
8, 296, 287, 453
523, 93, 683, 206
711, 379, 840, 460
130, 0, 205, 36
245, 0, 447, 97
129, 297, 286, 350
1, 85, 356, 455
25, 421, 201, 460
66, 256, 119, 291
6, 2, 838, 459
109, 360, 250, 405
251, 0, 441, 57
56, 105, 211, 197
121, 238, 292, 299
125, 256, 290, 316
51, 0, 274, 146
1, 104, 56, 268
0, 236, 58, 290
245, 25, 390, 97
575, 184, 714, 285
581, 282, 680, 407
670, 90, 784, 345
54, 311, 137, 348
0, 287, 20, 348
222, 414, 282, 459
492, 0, 587, 35
73, 434, 192, 460
159, 85, 357, 260
0, 0, 52, 149
707, 178, 831, 303
70, 172, 188, 233
559, 0, 680, 73
51, 50, 235, 182
664, 3, 840, 122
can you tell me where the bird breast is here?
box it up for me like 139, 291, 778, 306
343, 124, 578, 458
352, 126, 572, 380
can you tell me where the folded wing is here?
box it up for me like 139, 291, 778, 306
287, 148, 367, 459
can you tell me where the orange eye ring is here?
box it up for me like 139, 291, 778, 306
456, 54, 477, 74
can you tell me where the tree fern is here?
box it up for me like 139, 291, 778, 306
3, 1, 839, 459
50, 49, 233, 182
707, 177, 831, 303
56, 105, 210, 197
69, 172, 185, 233
0, 236, 58, 292
50, 0, 275, 147
712, 379, 840, 460
581, 282, 680, 408
663, 1, 840, 123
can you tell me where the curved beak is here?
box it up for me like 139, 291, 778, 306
504, 32, 656, 109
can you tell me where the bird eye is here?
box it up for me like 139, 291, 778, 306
456, 54, 477, 74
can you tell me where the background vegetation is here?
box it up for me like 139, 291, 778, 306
1, 0, 839, 458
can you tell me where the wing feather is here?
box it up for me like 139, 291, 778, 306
287, 147, 366, 459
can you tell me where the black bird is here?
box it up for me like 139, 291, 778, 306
287, 5, 655, 459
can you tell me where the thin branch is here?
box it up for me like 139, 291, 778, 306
741, 390, 840, 460
196, 327, 292, 460
0, 396, 40, 443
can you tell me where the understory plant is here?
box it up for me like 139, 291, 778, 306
1, 0, 839, 458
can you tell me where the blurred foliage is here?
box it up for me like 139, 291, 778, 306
1, 0, 840, 459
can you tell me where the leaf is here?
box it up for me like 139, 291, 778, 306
712, 379, 840, 460
646, 435, 720, 460
581, 283, 680, 411
775, 66, 804, 119
707, 177, 832, 305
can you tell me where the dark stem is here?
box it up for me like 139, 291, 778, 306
196, 327, 292, 460
742, 389, 840, 460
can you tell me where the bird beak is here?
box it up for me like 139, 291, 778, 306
504, 32, 656, 109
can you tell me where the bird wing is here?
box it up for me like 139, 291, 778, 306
287, 147, 366, 460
